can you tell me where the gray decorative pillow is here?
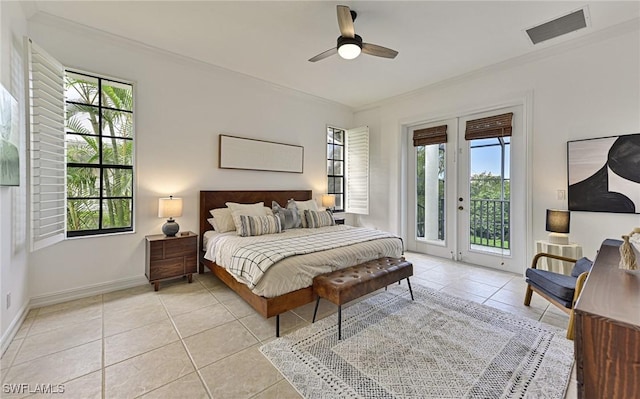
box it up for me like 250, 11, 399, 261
272, 201, 301, 229
234, 214, 282, 237
304, 209, 336, 228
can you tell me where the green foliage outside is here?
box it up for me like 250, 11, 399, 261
416, 145, 445, 239
416, 146, 510, 248
469, 172, 510, 248
66, 75, 133, 233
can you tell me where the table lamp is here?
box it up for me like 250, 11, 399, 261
158, 196, 183, 237
322, 194, 336, 212
546, 209, 570, 245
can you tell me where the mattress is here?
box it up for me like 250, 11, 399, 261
203, 225, 403, 298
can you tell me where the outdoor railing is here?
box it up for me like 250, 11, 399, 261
469, 199, 510, 250
416, 198, 509, 250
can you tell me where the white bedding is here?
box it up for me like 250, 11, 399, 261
203, 225, 403, 298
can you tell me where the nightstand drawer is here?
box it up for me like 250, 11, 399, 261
148, 242, 164, 261
185, 255, 197, 273
165, 236, 197, 258
149, 258, 185, 280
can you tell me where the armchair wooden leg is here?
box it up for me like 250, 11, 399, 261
524, 285, 534, 306
566, 310, 575, 340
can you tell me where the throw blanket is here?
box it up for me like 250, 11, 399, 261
223, 227, 401, 289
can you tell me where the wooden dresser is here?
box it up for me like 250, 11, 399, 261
574, 239, 640, 399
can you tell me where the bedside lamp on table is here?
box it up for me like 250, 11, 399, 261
546, 209, 570, 245
322, 194, 336, 212
158, 196, 183, 237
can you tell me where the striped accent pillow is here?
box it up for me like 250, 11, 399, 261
304, 210, 335, 228
234, 215, 282, 237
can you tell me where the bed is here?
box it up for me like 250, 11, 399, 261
198, 190, 403, 335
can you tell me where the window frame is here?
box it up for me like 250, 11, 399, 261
64, 69, 135, 238
327, 126, 345, 212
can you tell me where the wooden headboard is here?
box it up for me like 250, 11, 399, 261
199, 190, 313, 247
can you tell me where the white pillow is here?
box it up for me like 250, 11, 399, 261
225, 202, 267, 216
207, 217, 216, 229
292, 199, 319, 211
289, 199, 318, 227
225, 202, 268, 233
209, 208, 236, 233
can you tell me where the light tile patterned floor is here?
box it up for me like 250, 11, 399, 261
1, 252, 577, 398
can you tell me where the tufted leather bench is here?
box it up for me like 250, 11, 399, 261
312, 257, 414, 339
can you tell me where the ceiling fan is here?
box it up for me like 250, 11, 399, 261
309, 5, 399, 62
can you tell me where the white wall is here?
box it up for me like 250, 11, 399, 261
25, 14, 353, 301
0, 1, 29, 349
354, 22, 640, 262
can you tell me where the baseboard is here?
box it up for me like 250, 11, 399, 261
1, 303, 30, 356
29, 275, 148, 308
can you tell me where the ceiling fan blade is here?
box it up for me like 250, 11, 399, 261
309, 47, 338, 62
362, 43, 398, 59
337, 5, 355, 38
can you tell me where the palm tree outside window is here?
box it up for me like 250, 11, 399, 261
65, 71, 134, 237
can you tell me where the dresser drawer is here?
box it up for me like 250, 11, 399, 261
164, 236, 197, 258
149, 258, 185, 281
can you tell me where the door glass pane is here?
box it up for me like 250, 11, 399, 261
469, 137, 510, 253
416, 144, 445, 241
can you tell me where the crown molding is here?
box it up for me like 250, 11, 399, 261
354, 17, 640, 113
27, 12, 354, 112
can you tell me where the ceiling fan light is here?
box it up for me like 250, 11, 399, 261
336, 35, 363, 60
338, 43, 361, 59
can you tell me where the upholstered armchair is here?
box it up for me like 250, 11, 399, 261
524, 253, 593, 340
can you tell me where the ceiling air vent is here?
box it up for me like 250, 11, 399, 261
526, 8, 589, 45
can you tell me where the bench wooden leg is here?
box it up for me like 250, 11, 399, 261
338, 305, 342, 340
276, 314, 280, 337
407, 278, 414, 300
312, 297, 321, 323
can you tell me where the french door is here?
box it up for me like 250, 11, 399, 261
406, 106, 526, 273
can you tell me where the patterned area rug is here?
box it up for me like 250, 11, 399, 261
260, 284, 573, 398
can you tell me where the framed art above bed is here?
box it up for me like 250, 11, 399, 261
219, 135, 304, 173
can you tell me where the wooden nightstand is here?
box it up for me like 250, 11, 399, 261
145, 231, 198, 291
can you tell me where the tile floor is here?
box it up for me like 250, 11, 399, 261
1, 252, 577, 398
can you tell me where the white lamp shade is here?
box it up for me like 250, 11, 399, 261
322, 194, 336, 208
338, 43, 361, 60
158, 197, 183, 218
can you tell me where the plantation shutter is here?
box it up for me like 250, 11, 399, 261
26, 39, 66, 251
345, 126, 369, 215
465, 113, 513, 140
413, 125, 447, 146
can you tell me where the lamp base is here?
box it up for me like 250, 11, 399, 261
548, 232, 569, 245
162, 219, 179, 237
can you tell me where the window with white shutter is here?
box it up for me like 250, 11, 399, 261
26, 39, 135, 249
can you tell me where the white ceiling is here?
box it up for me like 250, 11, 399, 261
28, 1, 640, 109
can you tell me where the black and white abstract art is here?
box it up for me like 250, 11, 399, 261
568, 133, 640, 214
